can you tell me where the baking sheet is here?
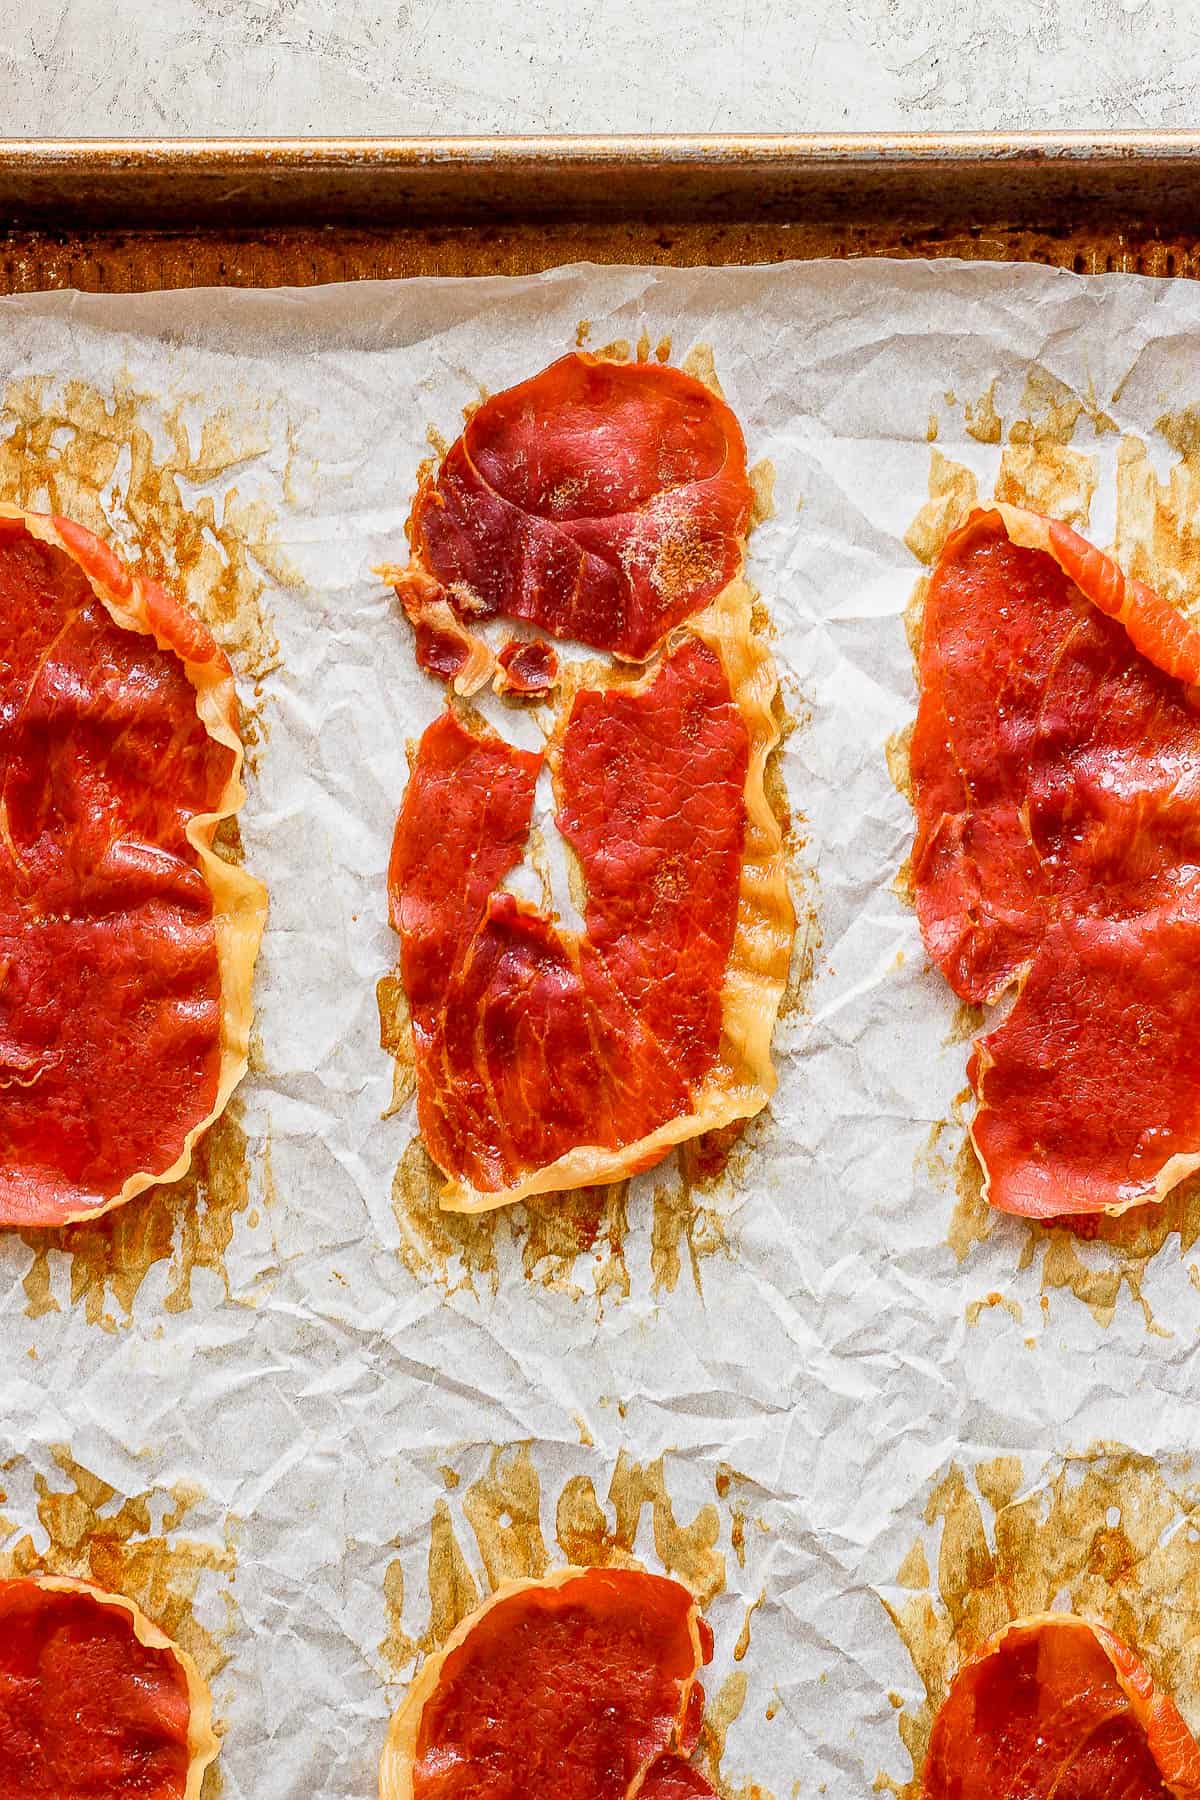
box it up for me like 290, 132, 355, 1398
3, 258, 1200, 1798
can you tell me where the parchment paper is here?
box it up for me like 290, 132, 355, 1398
4, 258, 1200, 1799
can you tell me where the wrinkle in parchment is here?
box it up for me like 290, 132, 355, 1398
20, 1108, 258, 1331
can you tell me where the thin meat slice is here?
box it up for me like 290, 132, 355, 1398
922, 1614, 1200, 1800
969, 888, 1200, 1217
377, 1567, 714, 1800
0, 1575, 218, 1800
0, 507, 266, 1226
391, 353, 752, 692
392, 637, 745, 1202
910, 503, 1200, 1218
389, 587, 792, 1210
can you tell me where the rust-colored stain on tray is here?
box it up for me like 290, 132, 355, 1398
1, 224, 1195, 296
2, 137, 1200, 294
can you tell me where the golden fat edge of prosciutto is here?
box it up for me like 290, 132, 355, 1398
438, 575, 795, 1215
13, 1574, 220, 1800
0, 504, 268, 1227
924, 1611, 1200, 1800
377, 1566, 709, 1800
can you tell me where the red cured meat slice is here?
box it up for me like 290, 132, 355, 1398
910, 503, 1200, 1217
391, 353, 752, 692
0, 1576, 218, 1800
0, 507, 266, 1227
389, 635, 749, 1205
922, 1614, 1200, 1800
378, 1567, 714, 1800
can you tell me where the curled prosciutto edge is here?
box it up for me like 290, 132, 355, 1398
922, 1613, 1200, 1800
378, 1566, 719, 1800
911, 502, 1200, 1220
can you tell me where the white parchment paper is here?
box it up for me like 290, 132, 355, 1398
3, 258, 1200, 1798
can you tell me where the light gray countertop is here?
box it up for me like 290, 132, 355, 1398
1, 0, 1188, 136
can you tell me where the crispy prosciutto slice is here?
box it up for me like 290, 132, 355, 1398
922, 1614, 1200, 1800
378, 1566, 717, 1800
911, 503, 1200, 1218
0, 506, 266, 1227
389, 352, 752, 694
389, 580, 792, 1210
0, 1575, 219, 1800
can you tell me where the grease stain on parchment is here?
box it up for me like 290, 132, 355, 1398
0, 1446, 237, 1685
900, 384, 1200, 1329
19, 1108, 257, 1332
994, 367, 1114, 526
878, 1446, 1200, 1798
381, 1445, 770, 1796
925, 1116, 1200, 1334
0, 374, 284, 690
381, 1446, 734, 1677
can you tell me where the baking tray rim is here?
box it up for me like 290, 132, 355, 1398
6, 131, 1200, 162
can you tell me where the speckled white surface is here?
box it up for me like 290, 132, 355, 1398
0, 0, 1193, 135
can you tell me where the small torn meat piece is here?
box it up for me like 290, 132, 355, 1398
495, 637, 560, 696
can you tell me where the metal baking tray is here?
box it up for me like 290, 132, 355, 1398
1, 133, 1200, 293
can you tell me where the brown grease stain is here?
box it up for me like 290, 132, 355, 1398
903, 451, 979, 575
0, 373, 282, 691
748, 460, 776, 529
991, 368, 1107, 527
699, 1667, 776, 1800
376, 975, 417, 1119
20, 1108, 254, 1330
963, 380, 1001, 446
382, 1447, 738, 1680
880, 1446, 1200, 1797
681, 343, 725, 399
964, 1290, 1022, 1327
927, 1118, 1200, 1331
1, 1443, 236, 1799
1113, 416, 1200, 616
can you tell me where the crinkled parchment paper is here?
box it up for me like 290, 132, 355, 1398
4, 259, 1200, 1799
